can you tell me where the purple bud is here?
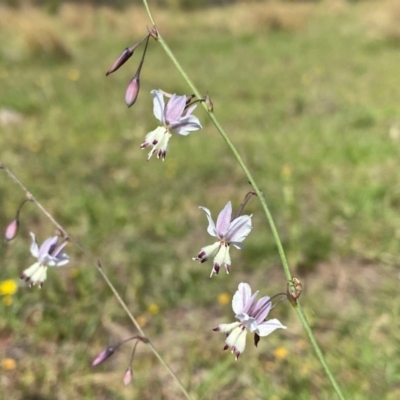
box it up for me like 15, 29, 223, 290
123, 367, 133, 385
91, 346, 115, 366
125, 76, 140, 107
106, 48, 134, 76
5, 219, 19, 241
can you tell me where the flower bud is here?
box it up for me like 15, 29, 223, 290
106, 48, 134, 76
106, 35, 149, 76
125, 76, 140, 107
123, 367, 133, 385
91, 346, 115, 366
5, 218, 19, 241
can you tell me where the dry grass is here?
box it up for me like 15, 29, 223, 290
0, 6, 70, 60
365, 0, 400, 43
0, 1, 316, 57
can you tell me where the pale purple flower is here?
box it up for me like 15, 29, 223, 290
214, 282, 287, 360
20, 232, 69, 288
193, 201, 252, 277
140, 89, 202, 161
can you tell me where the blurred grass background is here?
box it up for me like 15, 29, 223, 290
1, 0, 400, 398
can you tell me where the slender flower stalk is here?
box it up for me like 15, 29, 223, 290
139, 4, 346, 399
0, 163, 193, 400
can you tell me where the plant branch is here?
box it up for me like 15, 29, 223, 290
140, 3, 346, 399
0, 163, 192, 400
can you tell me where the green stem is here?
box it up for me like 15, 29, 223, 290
0, 163, 192, 400
141, 2, 346, 400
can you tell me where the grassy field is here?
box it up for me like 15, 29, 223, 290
1, 1, 400, 399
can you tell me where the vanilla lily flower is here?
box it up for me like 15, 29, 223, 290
20, 232, 69, 288
214, 282, 287, 360
140, 89, 202, 161
193, 201, 252, 277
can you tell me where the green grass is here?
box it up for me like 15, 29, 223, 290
1, 2, 400, 399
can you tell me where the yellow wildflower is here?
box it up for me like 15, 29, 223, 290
273, 346, 288, 360
1, 358, 16, 371
0, 279, 17, 296
217, 292, 231, 306
147, 303, 160, 315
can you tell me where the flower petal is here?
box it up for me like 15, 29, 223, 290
193, 242, 220, 263
232, 282, 252, 314
52, 241, 68, 258
151, 90, 165, 123
54, 253, 70, 267
20, 262, 47, 287
214, 321, 240, 333
251, 295, 271, 323
38, 236, 58, 261
226, 215, 252, 243
29, 232, 39, 258
199, 206, 218, 237
216, 202, 232, 238
164, 94, 186, 124
169, 115, 202, 136
141, 127, 171, 161
225, 325, 247, 359
256, 319, 287, 337
184, 103, 197, 117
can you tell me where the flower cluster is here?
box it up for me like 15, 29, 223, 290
3, 27, 293, 390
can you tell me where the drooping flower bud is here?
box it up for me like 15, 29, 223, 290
125, 76, 140, 107
91, 346, 115, 366
5, 218, 19, 241
106, 36, 149, 77
123, 367, 133, 385
106, 48, 134, 76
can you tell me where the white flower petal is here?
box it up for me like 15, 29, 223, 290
225, 325, 247, 358
232, 283, 252, 314
213, 244, 230, 270
170, 115, 202, 136
226, 215, 252, 243
29, 265, 48, 286
217, 322, 240, 334
29, 232, 39, 258
193, 242, 220, 262
256, 318, 287, 337
151, 90, 165, 122
21, 262, 48, 286
141, 127, 171, 161
55, 254, 70, 267
199, 206, 218, 238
